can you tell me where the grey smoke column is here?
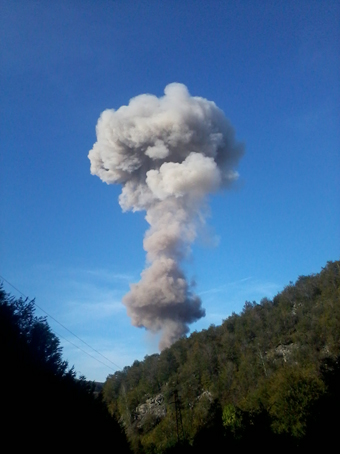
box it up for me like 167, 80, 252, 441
88, 83, 243, 350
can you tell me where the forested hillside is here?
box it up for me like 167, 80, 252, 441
2, 260, 338, 452
102, 260, 340, 452
0, 285, 131, 452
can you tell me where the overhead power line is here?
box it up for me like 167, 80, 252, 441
53, 328, 117, 372
0, 274, 121, 373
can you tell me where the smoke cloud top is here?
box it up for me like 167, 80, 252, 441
89, 83, 243, 350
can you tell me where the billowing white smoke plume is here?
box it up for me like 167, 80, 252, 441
88, 83, 243, 350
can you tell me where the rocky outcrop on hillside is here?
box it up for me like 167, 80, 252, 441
135, 394, 166, 429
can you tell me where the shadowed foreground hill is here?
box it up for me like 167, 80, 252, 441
102, 260, 340, 453
0, 286, 131, 452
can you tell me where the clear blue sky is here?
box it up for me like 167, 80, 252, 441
1, 0, 339, 382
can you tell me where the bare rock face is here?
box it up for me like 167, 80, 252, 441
135, 394, 166, 429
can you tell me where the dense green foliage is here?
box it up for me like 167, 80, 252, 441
2, 260, 338, 451
102, 260, 340, 452
0, 286, 131, 452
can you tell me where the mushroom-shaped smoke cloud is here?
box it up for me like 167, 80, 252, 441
89, 83, 243, 350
